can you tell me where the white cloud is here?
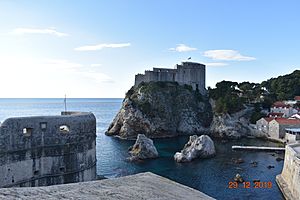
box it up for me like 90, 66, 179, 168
203, 50, 256, 61
81, 72, 114, 83
204, 62, 228, 67
11, 27, 68, 37
74, 43, 131, 51
91, 64, 102, 67
169, 44, 197, 52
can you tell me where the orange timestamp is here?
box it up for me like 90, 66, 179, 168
228, 181, 272, 189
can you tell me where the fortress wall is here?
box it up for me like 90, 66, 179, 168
277, 143, 300, 199
144, 71, 157, 82
158, 71, 176, 82
135, 74, 145, 87
0, 112, 96, 187
134, 62, 206, 94
175, 63, 206, 94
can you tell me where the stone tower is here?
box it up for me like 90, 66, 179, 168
134, 61, 206, 94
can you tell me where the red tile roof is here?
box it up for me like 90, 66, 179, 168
263, 117, 273, 122
274, 118, 300, 125
272, 101, 289, 108
295, 96, 300, 101
268, 112, 284, 117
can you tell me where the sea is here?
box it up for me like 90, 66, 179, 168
0, 98, 284, 200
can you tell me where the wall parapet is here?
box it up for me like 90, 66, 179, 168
0, 111, 97, 188
134, 61, 206, 95
276, 143, 300, 200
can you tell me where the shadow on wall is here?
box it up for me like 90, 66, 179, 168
0, 111, 97, 188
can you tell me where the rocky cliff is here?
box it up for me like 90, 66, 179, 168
210, 104, 266, 138
106, 82, 213, 139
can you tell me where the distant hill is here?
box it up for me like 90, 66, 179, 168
261, 70, 300, 100
209, 70, 300, 115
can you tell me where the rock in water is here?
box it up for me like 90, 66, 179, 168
128, 134, 158, 161
234, 174, 244, 183
106, 82, 213, 139
174, 135, 216, 163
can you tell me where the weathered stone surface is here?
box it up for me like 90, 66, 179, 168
128, 134, 158, 161
0, 111, 97, 188
0, 172, 215, 200
134, 62, 206, 95
174, 135, 216, 163
106, 82, 213, 139
210, 106, 266, 139
276, 143, 300, 200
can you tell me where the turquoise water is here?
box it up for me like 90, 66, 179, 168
0, 98, 284, 200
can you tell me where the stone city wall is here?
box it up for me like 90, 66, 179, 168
276, 143, 300, 200
0, 111, 97, 187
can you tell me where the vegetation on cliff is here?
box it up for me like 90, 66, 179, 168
209, 81, 246, 114
106, 81, 213, 139
261, 70, 300, 101
209, 70, 300, 115
127, 82, 209, 123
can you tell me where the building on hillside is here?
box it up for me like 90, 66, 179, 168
134, 62, 206, 95
256, 117, 273, 134
268, 118, 300, 140
285, 128, 300, 143
270, 101, 297, 118
289, 113, 300, 120
284, 100, 297, 105
268, 112, 284, 118
284, 96, 300, 106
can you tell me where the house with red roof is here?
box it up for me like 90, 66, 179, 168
284, 96, 300, 107
289, 113, 300, 120
271, 101, 297, 118
256, 117, 273, 134
268, 118, 300, 139
268, 112, 284, 118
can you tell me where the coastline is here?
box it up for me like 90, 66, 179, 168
0, 98, 287, 199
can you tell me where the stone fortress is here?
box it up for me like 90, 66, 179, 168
0, 111, 96, 187
134, 61, 206, 95
277, 143, 300, 200
0, 111, 214, 199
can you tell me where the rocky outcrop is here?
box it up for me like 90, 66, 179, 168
210, 106, 267, 139
128, 134, 158, 161
106, 82, 213, 139
174, 135, 216, 163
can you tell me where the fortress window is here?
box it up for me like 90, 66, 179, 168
34, 170, 39, 176
23, 128, 33, 136
59, 125, 70, 133
40, 122, 47, 130
59, 167, 65, 172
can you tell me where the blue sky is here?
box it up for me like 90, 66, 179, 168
0, 0, 299, 97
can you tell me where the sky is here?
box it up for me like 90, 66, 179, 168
0, 0, 299, 98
